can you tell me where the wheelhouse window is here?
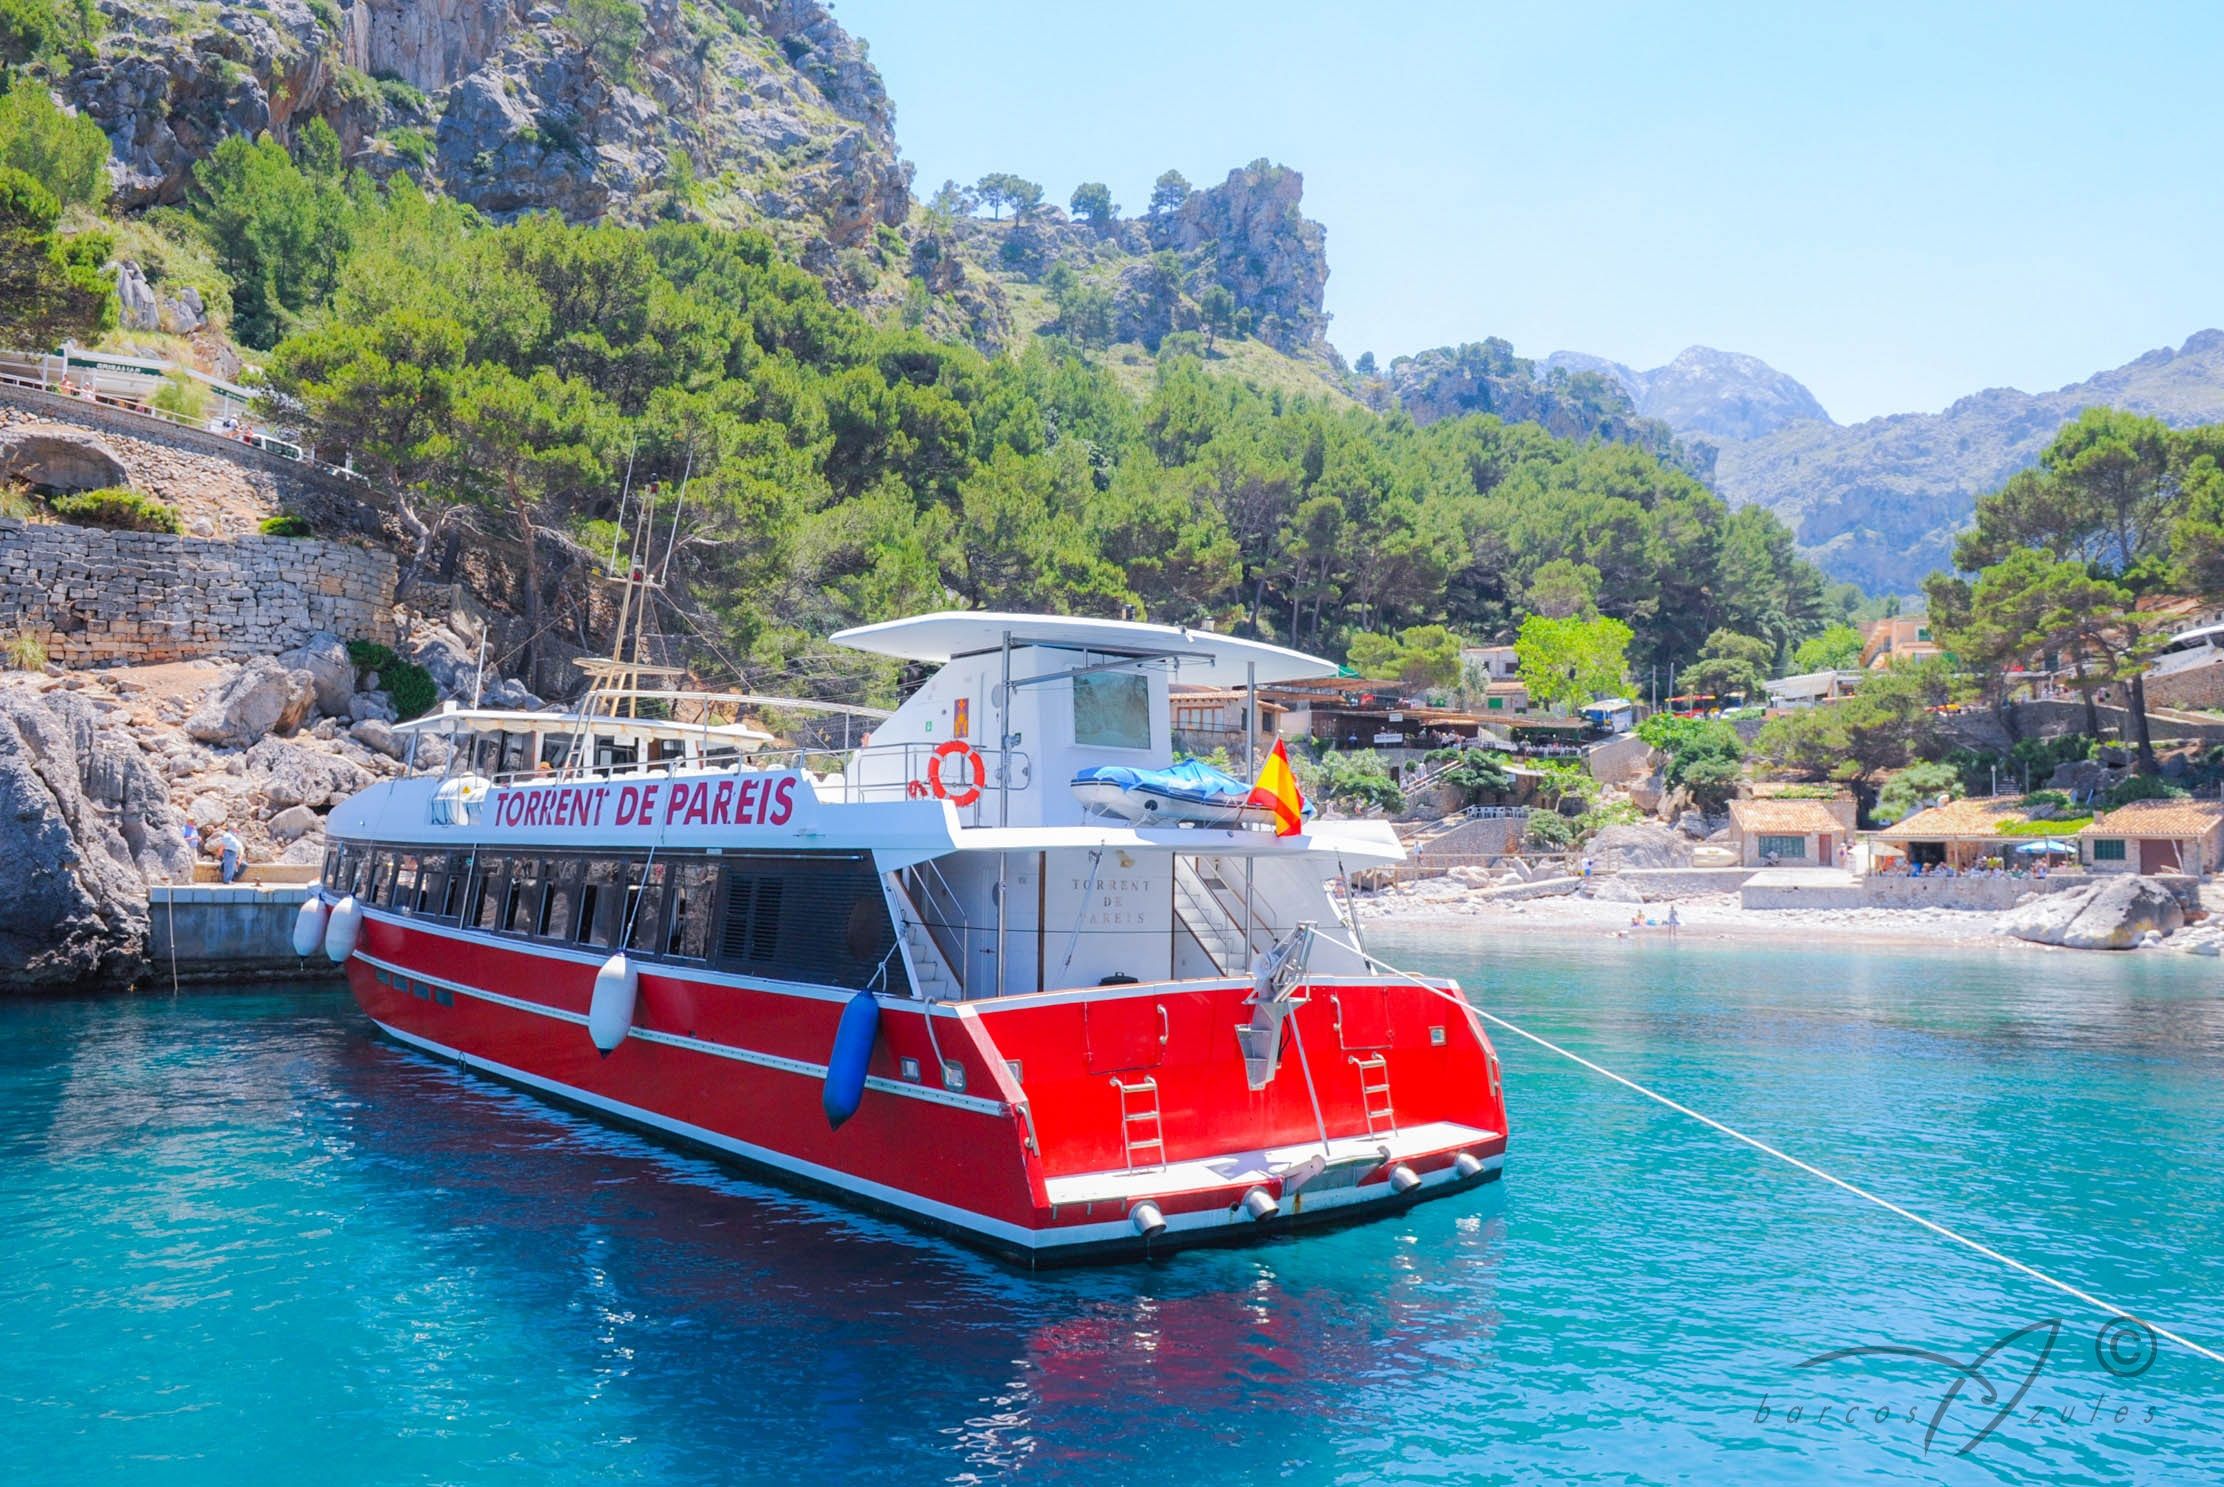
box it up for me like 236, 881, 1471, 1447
499, 732, 532, 777
1073, 671, 1150, 750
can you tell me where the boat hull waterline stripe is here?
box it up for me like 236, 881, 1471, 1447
354, 949, 1006, 1117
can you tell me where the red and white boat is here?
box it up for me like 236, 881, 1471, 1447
308, 610, 1509, 1265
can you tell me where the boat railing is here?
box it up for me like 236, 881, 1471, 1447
456, 741, 1033, 810
901, 858, 975, 997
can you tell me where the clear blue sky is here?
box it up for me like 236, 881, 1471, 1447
833, 0, 2223, 424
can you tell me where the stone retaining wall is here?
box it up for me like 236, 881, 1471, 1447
0, 518, 396, 666
0, 383, 383, 540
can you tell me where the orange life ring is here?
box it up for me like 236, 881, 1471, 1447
925, 739, 985, 808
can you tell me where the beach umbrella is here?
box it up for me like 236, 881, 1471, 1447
2014, 839, 2075, 854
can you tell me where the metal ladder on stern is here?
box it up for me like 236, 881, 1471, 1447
1349, 1054, 1396, 1136
1111, 1076, 1165, 1170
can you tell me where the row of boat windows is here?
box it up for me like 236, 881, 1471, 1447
323, 842, 901, 987
454, 730, 749, 778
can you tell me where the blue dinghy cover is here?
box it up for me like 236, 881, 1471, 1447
1072, 757, 1251, 804
823, 988, 880, 1130
1071, 758, 1314, 820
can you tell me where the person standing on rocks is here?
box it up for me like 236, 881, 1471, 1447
216, 828, 244, 885
181, 820, 201, 869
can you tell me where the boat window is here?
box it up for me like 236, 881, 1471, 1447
321, 843, 341, 886
709, 855, 895, 989
718, 874, 785, 965
540, 733, 577, 771
360, 849, 389, 902
438, 853, 467, 919
625, 862, 670, 953
472, 732, 504, 777
499, 732, 531, 777
667, 862, 718, 960
467, 854, 503, 929
418, 853, 451, 917
651, 739, 688, 767
390, 853, 420, 911
1074, 671, 1150, 750
593, 736, 640, 771
579, 859, 626, 948
543, 858, 581, 939
504, 858, 541, 935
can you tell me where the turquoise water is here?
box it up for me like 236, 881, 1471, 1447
4, 934, 2222, 1484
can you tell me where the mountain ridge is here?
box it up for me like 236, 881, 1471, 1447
1709, 329, 2224, 592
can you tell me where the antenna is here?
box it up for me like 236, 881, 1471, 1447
607, 431, 639, 574
659, 444, 695, 581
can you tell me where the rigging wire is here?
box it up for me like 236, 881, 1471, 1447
1301, 924, 2224, 1369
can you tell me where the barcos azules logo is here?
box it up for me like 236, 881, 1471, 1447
1752, 1315, 2162, 1458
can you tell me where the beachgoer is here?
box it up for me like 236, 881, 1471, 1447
1667, 904, 1681, 928
217, 828, 244, 884
182, 820, 201, 859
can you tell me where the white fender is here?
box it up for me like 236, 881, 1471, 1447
323, 895, 363, 963
589, 953, 639, 1055
291, 896, 330, 958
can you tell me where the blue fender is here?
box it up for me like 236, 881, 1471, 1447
823, 989, 881, 1131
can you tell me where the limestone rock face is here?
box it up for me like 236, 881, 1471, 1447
1583, 824, 1694, 871
0, 427, 131, 493
64, 0, 908, 250
244, 738, 376, 810
1543, 346, 1834, 443
277, 632, 356, 716
0, 688, 189, 990
1156, 162, 1328, 352
349, 717, 405, 760
185, 660, 319, 748
2000, 876, 2187, 950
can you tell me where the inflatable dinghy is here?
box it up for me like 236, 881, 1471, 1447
1070, 758, 1307, 828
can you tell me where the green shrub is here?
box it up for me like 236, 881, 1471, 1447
3, 631, 48, 670
48, 486, 181, 533
346, 639, 437, 720
1874, 760, 1961, 824
1678, 753, 1744, 813
1302, 747, 1402, 814
258, 513, 312, 537
387, 127, 433, 168
1998, 814, 2093, 836
2104, 773, 2189, 809
149, 371, 207, 421
1523, 810, 1576, 850
2018, 789, 2072, 813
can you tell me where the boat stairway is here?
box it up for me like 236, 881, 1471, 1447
1172, 859, 1250, 974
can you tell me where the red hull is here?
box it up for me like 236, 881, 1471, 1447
346, 907, 1509, 1264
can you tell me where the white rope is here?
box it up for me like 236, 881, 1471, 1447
1305, 927, 2224, 1368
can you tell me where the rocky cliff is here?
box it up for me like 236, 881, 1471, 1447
1710, 330, 2224, 592
1374, 338, 1694, 468
1545, 346, 1834, 443
65, 0, 909, 251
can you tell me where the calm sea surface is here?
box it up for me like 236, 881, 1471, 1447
5, 932, 2222, 1485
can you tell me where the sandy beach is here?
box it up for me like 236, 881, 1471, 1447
1354, 886, 2037, 950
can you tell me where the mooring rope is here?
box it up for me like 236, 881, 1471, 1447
1303, 926, 2224, 1368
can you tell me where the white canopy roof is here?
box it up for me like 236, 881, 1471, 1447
830, 611, 1337, 685
393, 706, 775, 747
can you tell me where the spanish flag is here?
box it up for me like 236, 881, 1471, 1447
1248, 738, 1306, 837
